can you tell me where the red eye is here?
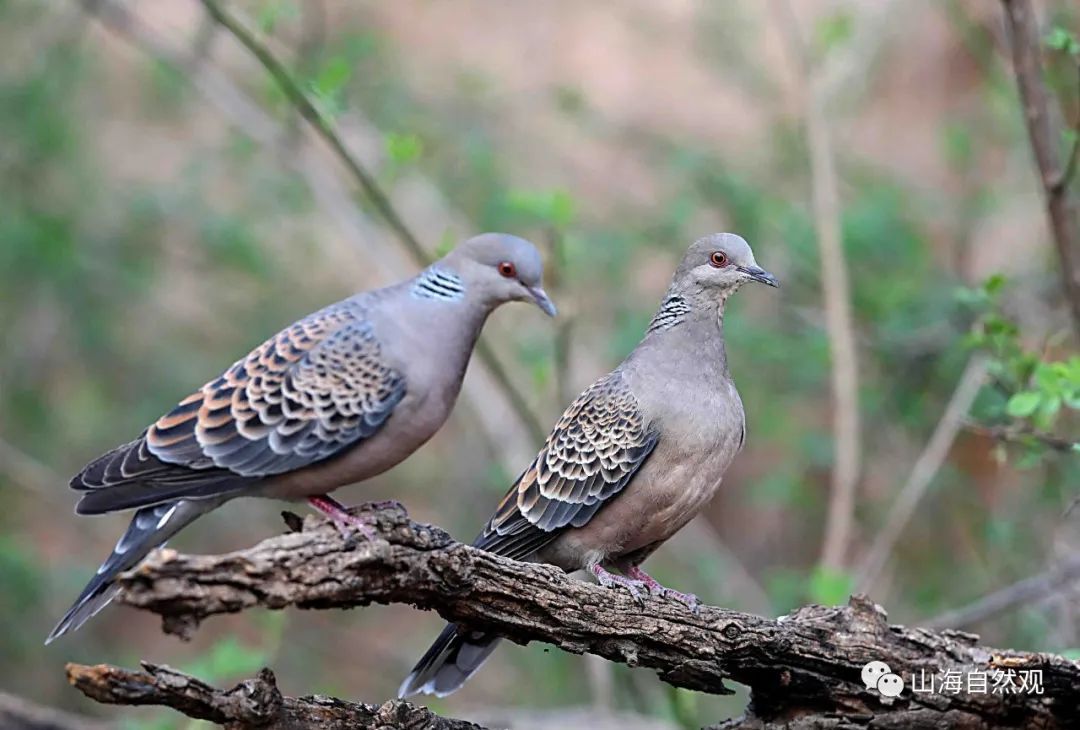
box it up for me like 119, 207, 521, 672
497, 261, 517, 278
710, 251, 728, 268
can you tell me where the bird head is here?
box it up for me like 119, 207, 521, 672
675, 232, 779, 297
446, 233, 557, 316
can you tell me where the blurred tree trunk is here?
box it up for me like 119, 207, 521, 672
1001, 0, 1080, 336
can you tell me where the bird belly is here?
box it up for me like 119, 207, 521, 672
540, 447, 731, 571
258, 391, 447, 501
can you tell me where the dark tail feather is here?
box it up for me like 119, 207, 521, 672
46, 499, 210, 643
398, 623, 502, 698
74, 476, 243, 515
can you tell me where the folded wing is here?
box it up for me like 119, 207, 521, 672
72, 301, 406, 514
474, 369, 658, 560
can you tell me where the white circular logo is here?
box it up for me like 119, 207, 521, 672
861, 660, 904, 697
877, 672, 904, 697
861, 660, 891, 690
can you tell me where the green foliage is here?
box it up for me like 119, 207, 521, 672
385, 131, 423, 165
504, 188, 576, 230
962, 274, 1079, 459
181, 637, 268, 685
808, 565, 854, 606
1045, 26, 1080, 56
308, 56, 352, 119
815, 10, 854, 55
257, 0, 299, 33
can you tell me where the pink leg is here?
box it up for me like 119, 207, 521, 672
308, 495, 377, 541
625, 565, 700, 613
589, 564, 648, 604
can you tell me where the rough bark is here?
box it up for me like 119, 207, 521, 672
66, 662, 481, 730
82, 505, 1080, 729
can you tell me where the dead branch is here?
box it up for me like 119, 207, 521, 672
75, 505, 1080, 729
66, 662, 481, 730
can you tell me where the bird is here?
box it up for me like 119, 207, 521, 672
398, 232, 778, 698
46, 233, 557, 644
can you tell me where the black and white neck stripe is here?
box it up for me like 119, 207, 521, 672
411, 267, 466, 302
647, 294, 690, 333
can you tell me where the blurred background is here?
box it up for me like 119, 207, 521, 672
1, 0, 1078, 728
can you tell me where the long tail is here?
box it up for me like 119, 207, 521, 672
46, 498, 213, 643
398, 623, 502, 698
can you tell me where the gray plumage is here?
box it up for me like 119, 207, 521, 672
48, 233, 556, 644
399, 232, 778, 698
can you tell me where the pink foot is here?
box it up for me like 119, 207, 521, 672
308, 495, 377, 542
626, 565, 700, 613
590, 564, 648, 604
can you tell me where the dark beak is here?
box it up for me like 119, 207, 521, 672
527, 286, 558, 317
738, 265, 780, 288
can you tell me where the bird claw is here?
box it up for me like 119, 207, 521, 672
658, 588, 700, 614
591, 565, 648, 605
626, 566, 700, 614
364, 498, 408, 515
308, 495, 379, 545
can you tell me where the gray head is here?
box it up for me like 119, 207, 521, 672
442, 233, 557, 316
673, 232, 779, 296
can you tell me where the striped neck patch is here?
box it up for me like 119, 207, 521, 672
411, 267, 466, 302
647, 293, 690, 333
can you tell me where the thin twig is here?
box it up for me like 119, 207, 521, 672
198, 0, 547, 444
854, 356, 989, 594
771, 0, 862, 572
927, 551, 1080, 630
1001, 0, 1080, 334
964, 421, 1077, 452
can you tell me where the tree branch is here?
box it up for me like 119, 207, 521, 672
854, 356, 989, 594
66, 662, 482, 730
1000, 0, 1080, 335
87, 505, 1080, 729
197, 0, 547, 445
926, 552, 1080, 630
963, 421, 1078, 452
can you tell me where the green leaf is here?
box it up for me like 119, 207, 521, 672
314, 57, 351, 96
1006, 390, 1041, 418
808, 566, 853, 606
815, 11, 853, 54
1035, 395, 1062, 429
385, 132, 423, 165
1045, 26, 1080, 56
983, 273, 1006, 295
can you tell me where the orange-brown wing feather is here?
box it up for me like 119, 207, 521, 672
473, 370, 658, 560
72, 300, 405, 513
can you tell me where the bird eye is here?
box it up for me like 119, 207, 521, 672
709, 251, 729, 268
497, 261, 517, 278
